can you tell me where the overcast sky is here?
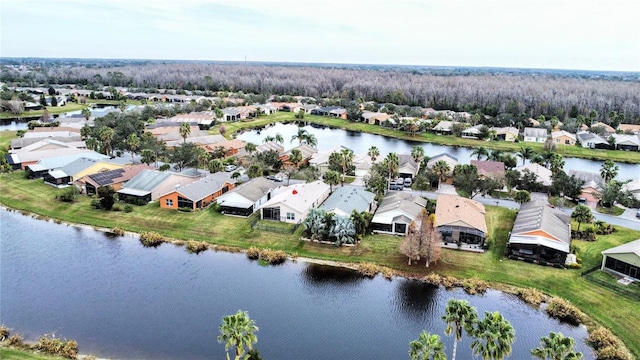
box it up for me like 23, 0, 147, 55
1, 0, 639, 71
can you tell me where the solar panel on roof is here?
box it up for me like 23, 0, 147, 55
88, 168, 125, 186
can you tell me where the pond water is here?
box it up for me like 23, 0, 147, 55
236, 123, 639, 181
0, 209, 593, 359
0, 105, 119, 131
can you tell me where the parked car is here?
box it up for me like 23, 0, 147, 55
389, 178, 404, 191
225, 165, 237, 172
404, 177, 412, 187
636, 209, 640, 218
266, 174, 283, 182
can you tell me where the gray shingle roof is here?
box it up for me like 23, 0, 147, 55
524, 127, 548, 138
175, 172, 234, 201
512, 199, 571, 246
320, 186, 375, 215
121, 170, 172, 192
58, 157, 100, 177
228, 177, 275, 202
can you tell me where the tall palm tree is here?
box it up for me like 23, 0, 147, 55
179, 122, 191, 143
262, 135, 275, 143
409, 330, 447, 360
531, 332, 583, 360
432, 160, 451, 186
197, 150, 211, 172
217, 310, 258, 360
411, 145, 425, 165
289, 149, 303, 170
81, 107, 91, 121
470, 311, 515, 360
368, 146, 380, 163
126, 133, 140, 162
323, 170, 340, 193
291, 127, 309, 145
244, 142, 257, 155
384, 152, 400, 189
471, 146, 489, 160
517, 146, 534, 166
274, 132, 284, 144
571, 204, 592, 232
98, 126, 115, 156
549, 153, 565, 175
340, 149, 354, 185
488, 149, 504, 162
600, 160, 618, 184
303, 133, 318, 147
442, 299, 478, 360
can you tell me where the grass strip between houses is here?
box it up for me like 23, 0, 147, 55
1, 170, 640, 357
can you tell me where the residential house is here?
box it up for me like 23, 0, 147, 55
601, 239, 640, 281
398, 154, 419, 179
308, 146, 352, 173
494, 127, 519, 142
528, 118, 541, 127
361, 111, 391, 125
618, 124, 640, 135
159, 172, 235, 211
552, 130, 576, 145
165, 134, 226, 149
275, 103, 301, 113
507, 199, 571, 265
590, 122, 616, 136
432, 120, 455, 134
461, 125, 483, 139
569, 170, 602, 206
352, 153, 377, 177
523, 127, 548, 143
611, 134, 640, 151
206, 139, 247, 157
300, 104, 319, 114
23, 151, 108, 177
470, 160, 505, 180
434, 194, 487, 248
116, 169, 201, 203
11, 136, 82, 151
217, 177, 277, 216
43, 157, 126, 187
79, 164, 154, 195
576, 131, 609, 149
281, 144, 318, 166
426, 153, 458, 175
621, 179, 640, 201
516, 163, 553, 187
311, 106, 348, 119
260, 180, 331, 223
320, 186, 376, 217
370, 192, 427, 235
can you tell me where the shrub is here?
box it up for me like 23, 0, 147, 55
381, 267, 395, 280
90, 199, 101, 209
186, 240, 208, 254
462, 278, 488, 295
37, 334, 78, 359
422, 273, 441, 286
123, 204, 133, 213
546, 297, 584, 325
246, 247, 260, 260
111, 227, 125, 236
57, 186, 79, 202
6, 334, 23, 346
357, 262, 380, 278
0, 324, 9, 340
596, 346, 633, 360
139, 231, 165, 247
568, 262, 582, 269
588, 327, 622, 351
178, 206, 193, 212
517, 287, 543, 306
258, 248, 287, 264
111, 204, 122, 212
442, 276, 462, 289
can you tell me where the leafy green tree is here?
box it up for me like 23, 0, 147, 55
126, 133, 140, 162
97, 185, 116, 210
531, 332, 583, 360
350, 210, 371, 240
443, 299, 478, 360
39, 93, 47, 106
600, 160, 618, 184
409, 331, 446, 360
514, 190, 531, 204
323, 170, 340, 193
329, 215, 357, 246
197, 150, 211, 172
244, 142, 257, 155
571, 204, 592, 232
118, 100, 127, 112
208, 159, 224, 173
471, 146, 489, 160
246, 164, 262, 179
179, 122, 191, 143
599, 180, 623, 209
50, 96, 58, 107
470, 311, 515, 360
368, 146, 380, 163
453, 164, 484, 198
140, 149, 155, 166
517, 146, 534, 166
170, 142, 200, 171
217, 310, 258, 360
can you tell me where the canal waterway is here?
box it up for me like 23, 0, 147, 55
237, 123, 639, 181
0, 208, 594, 359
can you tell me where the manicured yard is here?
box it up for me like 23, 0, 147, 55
0, 348, 66, 360
2, 170, 640, 356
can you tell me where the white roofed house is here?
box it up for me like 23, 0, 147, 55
319, 186, 376, 217
611, 134, 640, 151
261, 180, 330, 224
576, 131, 609, 149
507, 200, 572, 265
461, 124, 483, 139
397, 154, 419, 179
217, 177, 276, 217
523, 127, 548, 143
516, 163, 553, 187
551, 130, 577, 145
601, 239, 640, 281
370, 192, 427, 235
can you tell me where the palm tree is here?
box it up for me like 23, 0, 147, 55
517, 146, 534, 166
98, 126, 115, 156
126, 133, 140, 162
303, 133, 318, 147
140, 149, 155, 166
432, 160, 451, 186
244, 142, 257, 156
262, 135, 275, 143
81, 107, 91, 121
274, 132, 284, 144
411, 145, 425, 165
323, 170, 340, 193
288, 148, 303, 170
291, 127, 309, 145
208, 159, 224, 173
531, 332, 583, 360
442, 299, 478, 360
471, 146, 489, 160
86, 137, 99, 152
179, 122, 191, 143
571, 204, 592, 232
118, 100, 127, 113
197, 150, 211, 172
409, 331, 447, 360
470, 311, 515, 360
600, 160, 618, 183
340, 149, 354, 185
217, 310, 258, 360
384, 152, 400, 189
368, 146, 380, 163
549, 153, 565, 175
488, 149, 503, 162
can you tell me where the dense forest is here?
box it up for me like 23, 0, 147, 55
2, 58, 639, 122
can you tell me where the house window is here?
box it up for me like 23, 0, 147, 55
165, 199, 173, 207
286, 212, 295, 220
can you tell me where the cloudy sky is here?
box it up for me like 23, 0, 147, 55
1, 0, 639, 71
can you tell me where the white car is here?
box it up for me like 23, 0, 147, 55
225, 165, 237, 172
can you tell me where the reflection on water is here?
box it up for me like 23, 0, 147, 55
0, 209, 594, 359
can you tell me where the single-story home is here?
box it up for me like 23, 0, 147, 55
116, 169, 202, 203
618, 124, 640, 135
217, 177, 277, 216
516, 163, 553, 187
507, 199, 571, 265
426, 153, 458, 175
611, 134, 640, 151
398, 154, 420, 179
159, 172, 235, 211
308, 146, 352, 173
24, 151, 108, 177
590, 122, 616, 136
601, 239, 640, 280
370, 192, 427, 235
432, 120, 455, 134
470, 160, 505, 180
319, 186, 376, 217
434, 194, 487, 248
461, 125, 483, 139
576, 131, 609, 149
281, 144, 318, 165
552, 130, 576, 145
361, 111, 391, 125
494, 127, 519, 142
43, 157, 125, 187
523, 127, 548, 143
261, 180, 331, 223
79, 164, 155, 195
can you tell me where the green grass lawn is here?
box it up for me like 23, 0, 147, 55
0, 348, 66, 360
2, 171, 640, 356
0, 104, 88, 120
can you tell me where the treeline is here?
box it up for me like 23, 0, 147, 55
3, 61, 640, 122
